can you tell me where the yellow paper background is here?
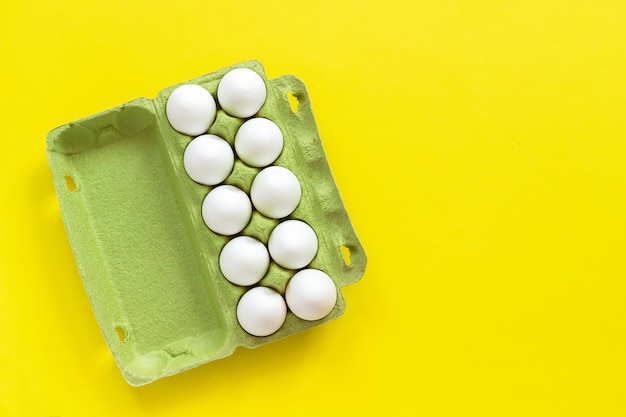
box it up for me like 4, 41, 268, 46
2, 1, 626, 415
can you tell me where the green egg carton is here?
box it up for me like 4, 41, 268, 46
46, 60, 367, 386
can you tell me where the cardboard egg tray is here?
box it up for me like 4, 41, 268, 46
46, 61, 367, 386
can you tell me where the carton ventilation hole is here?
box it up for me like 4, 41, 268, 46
64, 175, 77, 192
287, 91, 299, 113
114, 326, 127, 343
340, 245, 352, 266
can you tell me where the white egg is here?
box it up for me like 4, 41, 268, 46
236, 286, 287, 336
166, 84, 216, 136
250, 166, 301, 219
234, 118, 284, 167
183, 134, 234, 185
201, 185, 252, 236
219, 236, 270, 286
286, 269, 337, 321
268, 220, 318, 269
217, 68, 267, 118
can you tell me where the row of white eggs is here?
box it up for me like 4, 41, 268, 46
183, 117, 285, 184
165, 68, 338, 337
219, 220, 318, 284
166, 67, 268, 136
237, 269, 338, 337
201, 168, 301, 235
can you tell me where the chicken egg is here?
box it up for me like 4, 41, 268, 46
285, 269, 337, 321
183, 134, 234, 185
237, 286, 287, 336
166, 84, 216, 136
234, 118, 284, 167
219, 236, 270, 286
201, 185, 252, 236
250, 166, 301, 219
217, 68, 267, 118
268, 220, 318, 269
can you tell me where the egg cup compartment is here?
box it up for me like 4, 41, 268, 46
46, 61, 366, 386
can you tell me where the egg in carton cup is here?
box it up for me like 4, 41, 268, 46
46, 61, 367, 386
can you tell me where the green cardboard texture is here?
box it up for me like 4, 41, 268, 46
46, 61, 367, 386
